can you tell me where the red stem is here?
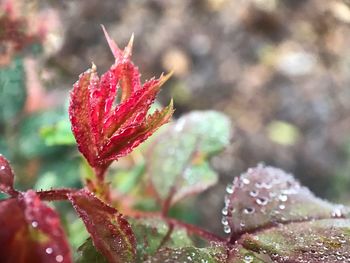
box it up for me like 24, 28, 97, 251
36, 188, 78, 201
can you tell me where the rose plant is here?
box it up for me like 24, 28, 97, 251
1, 26, 350, 263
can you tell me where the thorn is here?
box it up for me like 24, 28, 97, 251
158, 71, 173, 87
124, 33, 134, 58
91, 62, 97, 71
101, 24, 122, 59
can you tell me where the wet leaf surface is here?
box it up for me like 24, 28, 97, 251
143, 246, 225, 263
222, 165, 350, 263
76, 238, 108, 263
0, 190, 71, 263
68, 189, 136, 263
0, 154, 17, 196
148, 111, 231, 206
222, 164, 349, 237
130, 217, 193, 261
234, 219, 350, 262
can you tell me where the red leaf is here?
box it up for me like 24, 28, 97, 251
0, 190, 71, 263
68, 190, 136, 263
0, 154, 18, 196
69, 26, 173, 169
102, 100, 174, 162
69, 67, 98, 166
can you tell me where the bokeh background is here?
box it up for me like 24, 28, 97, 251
1, 0, 350, 237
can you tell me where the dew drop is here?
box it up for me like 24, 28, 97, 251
226, 184, 234, 194
256, 197, 268, 206
223, 225, 231, 233
242, 178, 250, 185
46, 247, 53, 254
221, 216, 229, 225
55, 255, 63, 262
249, 190, 259, 198
221, 207, 228, 216
0, 165, 5, 170
278, 194, 288, 202
243, 207, 255, 214
279, 204, 286, 210
31, 221, 38, 228
243, 254, 254, 263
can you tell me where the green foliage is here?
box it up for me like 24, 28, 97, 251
0, 57, 26, 124
147, 111, 231, 206
131, 218, 193, 261
40, 119, 76, 146
18, 110, 68, 158
76, 239, 108, 263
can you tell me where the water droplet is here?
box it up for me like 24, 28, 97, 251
221, 207, 228, 216
279, 204, 286, 210
55, 255, 63, 262
0, 165, 5, 170
223, 225, 231, 233
249, 190, 259, 197
256, 197, 268, 206
31, 221, 38, 228
278, 194, 288, 202
226, 184, 234, 194
46, 247, 53, 254
242, 178, 250, 185
243, 254, 254, 263
243, 207, 255, 214
221, 216, 229, 225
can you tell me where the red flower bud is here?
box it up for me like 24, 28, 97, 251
69, 26, 174, 169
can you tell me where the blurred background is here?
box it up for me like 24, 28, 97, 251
1, 0, 350, 237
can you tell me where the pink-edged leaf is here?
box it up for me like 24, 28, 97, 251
68, 190, 136, 263
222, 164, 350, 239
101, 100, 174, 162
0, 154, 18, 196
0, 190, 71, 263
69, 66, 97, 166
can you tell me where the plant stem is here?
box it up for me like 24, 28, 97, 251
36, 188, 77, 201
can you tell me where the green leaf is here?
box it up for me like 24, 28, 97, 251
0, 57, 26, 124
76, 238, 108, 263
148, 111, 231, 206
144, 246, 225, 263
130, 218, 193, 261
34, 155, 81, 190
224, 165, 350, 262
222, 164, 349, 236
40, 119, 76, 146
111, 162, 145, 194
234, 219, 350, 262
18, 110, 68, 158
